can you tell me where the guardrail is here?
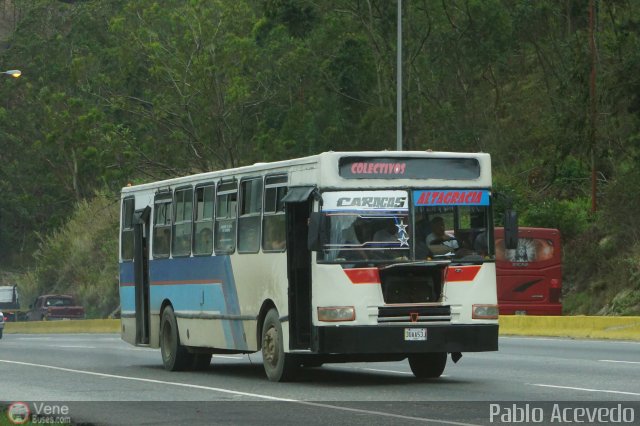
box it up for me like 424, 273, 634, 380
3, 316, 639, 340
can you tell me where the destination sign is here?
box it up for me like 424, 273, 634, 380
339, 157, 480, 180
413, 190, 490, 206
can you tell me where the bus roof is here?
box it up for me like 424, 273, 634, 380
121, 151, 492, 195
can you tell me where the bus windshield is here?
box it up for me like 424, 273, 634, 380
319, 189, 494, 264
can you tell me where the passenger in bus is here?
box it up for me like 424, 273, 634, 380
426, 216, 458, 255
265, 223, 285, 250
473, 230, 489, 256
414, 211, 430, 258
337, 227, 367, 260
155, 228, 170, 255
196, 228, 212, 254
373, 219, 398, 242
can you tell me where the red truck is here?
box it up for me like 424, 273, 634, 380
27, 294, 85, 321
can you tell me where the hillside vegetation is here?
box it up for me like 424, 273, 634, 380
0, 0, 638, 316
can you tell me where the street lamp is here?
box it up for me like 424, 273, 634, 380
1, 69, 21, 78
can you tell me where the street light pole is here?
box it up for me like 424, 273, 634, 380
396, 0, 402, 151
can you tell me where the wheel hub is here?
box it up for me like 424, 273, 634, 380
263, 326, 279, 367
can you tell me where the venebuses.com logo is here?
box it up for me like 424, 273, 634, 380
6, 402, 30, 425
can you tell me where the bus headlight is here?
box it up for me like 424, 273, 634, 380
317, 306, 355, 322
472, 304, 499, 319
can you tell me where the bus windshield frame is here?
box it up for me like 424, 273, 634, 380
317, 189, 494, 265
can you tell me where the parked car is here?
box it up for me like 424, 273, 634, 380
0, 310, 5, 339
27, 294, 85, 321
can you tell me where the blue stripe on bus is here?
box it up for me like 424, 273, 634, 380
118, 256, 248, 350
119, 262, 135, 312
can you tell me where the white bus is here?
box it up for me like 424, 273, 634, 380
119, 151, 517, 381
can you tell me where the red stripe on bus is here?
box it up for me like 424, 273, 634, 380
120, 282, 134, 287
445, 265, 481, 282
344, 268, 381, 284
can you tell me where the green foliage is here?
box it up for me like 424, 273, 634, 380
17, 191, 120, 319
0, 0, 639, 315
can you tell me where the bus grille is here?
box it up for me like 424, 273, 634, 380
377, 305, 451, 324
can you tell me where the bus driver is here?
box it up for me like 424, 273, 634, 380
426, 216, 459, 255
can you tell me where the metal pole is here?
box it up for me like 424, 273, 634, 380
396, 0, 403, 151
589, 0, 597, 213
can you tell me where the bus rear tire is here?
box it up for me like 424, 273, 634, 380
408, 352, 447, 379
261, 308, 298, 382
160, 306, 193, 371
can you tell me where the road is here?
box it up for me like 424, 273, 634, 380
0, 334, 638, 425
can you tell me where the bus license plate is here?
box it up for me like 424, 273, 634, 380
404, 328, 427, 341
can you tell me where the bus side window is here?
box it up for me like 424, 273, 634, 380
153, 196, 172, 258
262, 175, 287, 252
193, 184, 214, 255
120, 197, 135, 261
238, 178, 263, 253
215, 181, 237, 254
173, 187, 193, 257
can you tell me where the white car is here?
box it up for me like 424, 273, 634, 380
0, 310, 4, 339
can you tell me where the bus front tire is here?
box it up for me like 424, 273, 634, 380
408, 352, 447, 379
160, 306, 193, 371
261, 308, 298, 382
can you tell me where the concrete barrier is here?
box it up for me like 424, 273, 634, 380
499, 315, 640, 340
3, 317, 640, 341
4, 319, 120, 334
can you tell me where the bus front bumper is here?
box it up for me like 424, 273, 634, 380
313, 323, 498, 354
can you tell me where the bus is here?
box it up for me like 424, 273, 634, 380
118, 151, 517, 381
495, 227, 562, 315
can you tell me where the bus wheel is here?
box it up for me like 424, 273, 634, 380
408, 352, 447, 379
160, 306, 193, 371
191, 354, 212, 371
261, 308, 298, 382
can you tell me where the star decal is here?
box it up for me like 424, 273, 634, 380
398, 234, 410, 247
395, 221, 408, 234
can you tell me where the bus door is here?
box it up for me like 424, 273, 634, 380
282, 186, 315, 350
133, 206, 151, 344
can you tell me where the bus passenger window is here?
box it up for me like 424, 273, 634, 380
195, 227, 213, 254
153, 197, 172, 258
262, 176, 287, 252
120, 197, 135, 261
193, 184, 214, 256
173, 187, 193, 257
154, 228, 170, 257
263, 215, 286, 251
238, 178, 263, 253
215, 182, 237, 254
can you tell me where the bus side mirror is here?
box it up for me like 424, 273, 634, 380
307, 212, 325, 252
504, 210, 519, 250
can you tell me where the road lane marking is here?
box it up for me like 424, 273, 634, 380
0, 359, 480, 425
599, 359, 640, 365
331, 365, 448, 377
330, 365, 412, 375
52, 345, 97, 349
501, 336, 640, 345
360, 367, 414, 375
529, 383, 640, 396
